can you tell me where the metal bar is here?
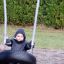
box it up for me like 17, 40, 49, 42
31, 0, 40, 53
3, 0, 7, 44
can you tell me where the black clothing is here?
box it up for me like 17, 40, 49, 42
5, 28, 31, 51
5, 39, 31, 51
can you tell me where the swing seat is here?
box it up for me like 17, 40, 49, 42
0, 50, 36, 64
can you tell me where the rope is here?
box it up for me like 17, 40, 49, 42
31, 0, 40, 54
3, 0, 8, 44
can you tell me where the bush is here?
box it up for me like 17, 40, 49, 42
0, 0, 64, 29
43, 0, 64, 29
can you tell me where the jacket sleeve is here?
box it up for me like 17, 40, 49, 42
25, 41, 31, 50
5, 39, 13, 46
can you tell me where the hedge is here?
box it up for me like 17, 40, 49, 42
0, 0, 64, 29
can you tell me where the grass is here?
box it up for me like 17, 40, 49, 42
0, 24, 64, 49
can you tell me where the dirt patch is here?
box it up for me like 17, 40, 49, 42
33, 48, 64, 64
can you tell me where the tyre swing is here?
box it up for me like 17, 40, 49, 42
0, 0, 40, 64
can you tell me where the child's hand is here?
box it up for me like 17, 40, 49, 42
6, 39, 11, 43
30, 41, 35, 48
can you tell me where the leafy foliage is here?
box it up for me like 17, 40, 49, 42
43, 0, 64, 29
0, 0, 64, 28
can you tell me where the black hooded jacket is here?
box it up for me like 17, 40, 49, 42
5, 28, 31, 51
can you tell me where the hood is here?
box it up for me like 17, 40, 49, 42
14, 28, 26, 41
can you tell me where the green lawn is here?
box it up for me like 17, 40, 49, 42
0, 25, 64, 49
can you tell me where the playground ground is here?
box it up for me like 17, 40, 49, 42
33, 48, 64, 64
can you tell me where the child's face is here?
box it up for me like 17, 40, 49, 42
15, 33, 24, 42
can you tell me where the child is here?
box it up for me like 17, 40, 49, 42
5, 28, 32, 51
0, 28, 35, 64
